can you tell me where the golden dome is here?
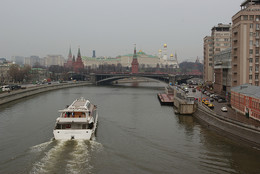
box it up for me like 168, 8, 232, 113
163, 44, 167, 47
159, 49, 162, 52
170, 54, 174, 57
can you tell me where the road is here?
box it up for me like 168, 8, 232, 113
188, 87, 260, 128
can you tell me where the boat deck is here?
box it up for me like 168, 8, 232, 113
157, 93, 174, 105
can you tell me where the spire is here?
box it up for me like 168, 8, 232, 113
77, 47, 81, 58
72, 55, 75, 62
68, 46, 72, 60
133, 44, 137, 59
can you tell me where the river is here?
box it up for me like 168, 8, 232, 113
0, 82, 259, 174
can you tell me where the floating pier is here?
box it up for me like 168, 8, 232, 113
157, 93, 174, 106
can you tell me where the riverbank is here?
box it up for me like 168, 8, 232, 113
193, 103, 260, 148
0, 81, 92, 105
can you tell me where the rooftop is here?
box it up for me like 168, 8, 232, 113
241, 0, 260, 7
231, 84, 260, 99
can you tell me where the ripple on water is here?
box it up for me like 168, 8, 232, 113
30, 139, 103, 174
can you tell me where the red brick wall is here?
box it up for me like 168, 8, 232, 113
231, 91, 260, 121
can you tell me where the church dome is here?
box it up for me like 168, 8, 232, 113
163, 44, 167, 48
170, 54, 174, 57
159, 49, 162, 52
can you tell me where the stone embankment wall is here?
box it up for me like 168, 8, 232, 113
193, 104, 260, 148
0, 82, 91, 105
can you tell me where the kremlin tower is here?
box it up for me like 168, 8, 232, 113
64, 47, 73, 68
131, 44, 139, 74
64, 47, 84, 73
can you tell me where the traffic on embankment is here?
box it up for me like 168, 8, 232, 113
0, 81, 92, 105
168, 83, 260, 148
189, 86, 260, 149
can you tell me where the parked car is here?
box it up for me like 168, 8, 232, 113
210, 94, 214, 98
192, 88, 196, 92
1, 85, 10, 91
221, 107, 228, 112
218, 98, 227, 103
10, 85, 21, 90
209, 98, 214, 102
208, 103, 214, 109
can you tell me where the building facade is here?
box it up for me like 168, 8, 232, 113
44, 55, 65, 67
213, 48, 232, 95
232, 0, 260, 87
203, 36, 214, 82
203, 24, 231, 83
231, 84, 260, 121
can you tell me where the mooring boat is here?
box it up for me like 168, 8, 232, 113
53, 97, 98, 140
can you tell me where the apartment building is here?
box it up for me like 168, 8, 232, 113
203, 36, 214, 82
232, 0, 260, 87
203, 24, 231, 83
213, 48, 232, 95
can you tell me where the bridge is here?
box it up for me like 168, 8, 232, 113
89, 73, 202, 85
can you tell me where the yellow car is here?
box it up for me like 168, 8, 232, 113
204, 100, 209, 105
208, 103, 214, 109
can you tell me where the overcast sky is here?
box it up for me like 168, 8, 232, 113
0, 0, 241, 62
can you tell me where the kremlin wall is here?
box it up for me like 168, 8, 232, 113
66, 44, 179, 69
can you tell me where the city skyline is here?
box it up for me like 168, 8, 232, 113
0, 0, 239, 61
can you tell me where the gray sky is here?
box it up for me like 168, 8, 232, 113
0, 0, 240, 62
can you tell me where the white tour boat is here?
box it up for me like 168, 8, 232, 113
53, 97, 98, 140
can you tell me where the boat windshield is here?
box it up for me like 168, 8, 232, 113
61, 112, 86, 118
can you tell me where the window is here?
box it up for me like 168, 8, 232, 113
209, 63, 212, 66
256, 65, 259, 72
224, 43, 229, 46
250, 24, 254, 29
256, 58, 259, 63
255, 82, 259, 86
250, 40, 253, 45
250, 32, 253, 36
256, 15, 260, 21
249, 66, 253, 73
243, 15, 248, 20
249, 75, 252, 79
256, 74, 259, 79
257, 24, 260, 30
209, 58, 213, 61
249, 58, 253, 63
256, 32, 259, 36
249, 49, 253, 54
256, 48, 259, 54
224, 38, 229, 41
216, 44, 220, 47
250, 15, 254, 20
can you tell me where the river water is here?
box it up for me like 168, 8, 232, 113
0, 82, 259, 174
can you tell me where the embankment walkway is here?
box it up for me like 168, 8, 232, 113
0, 82, 92, 105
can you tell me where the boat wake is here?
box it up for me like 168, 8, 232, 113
29, 139, 103, 174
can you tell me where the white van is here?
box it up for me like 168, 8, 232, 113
1, 85, 10, 91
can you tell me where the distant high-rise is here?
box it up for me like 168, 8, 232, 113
232, 0, 260, 86
92, 50, 96, 58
